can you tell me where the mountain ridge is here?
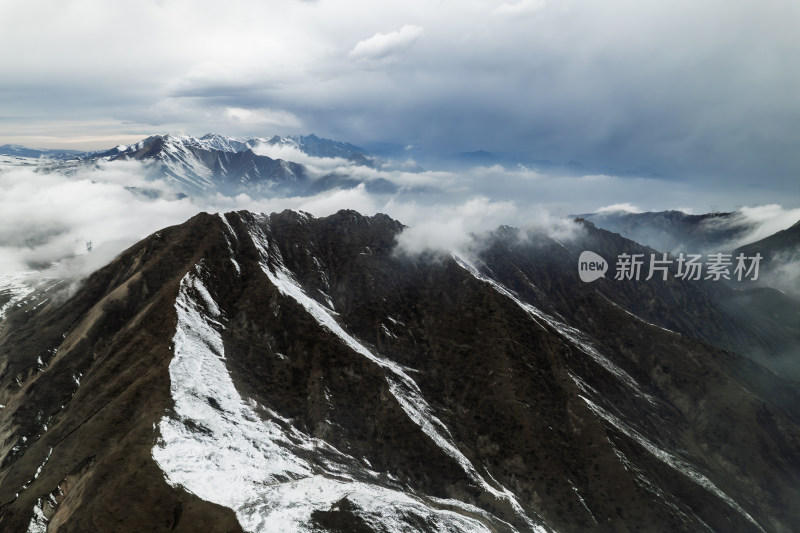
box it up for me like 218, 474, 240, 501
7, 133, 377, 197
1, 209, 799, 532
99, 134, 308, 195
573, 210, 753, 253
0, 145, 90, 161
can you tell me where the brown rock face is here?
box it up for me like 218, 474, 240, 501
1, 209, 798, 532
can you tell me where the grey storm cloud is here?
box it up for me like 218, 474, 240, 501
1, 0, 799, 194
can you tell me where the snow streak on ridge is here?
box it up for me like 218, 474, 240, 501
579, 395, 765, 532
452, 254, 655, 404
452, 254, 762, 532
152, 262, 502, 532
246, 216, 548, 532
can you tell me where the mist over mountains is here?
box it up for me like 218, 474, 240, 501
0, 132, 799, 531
576, 207, 800, 297
1, 132, 798, 281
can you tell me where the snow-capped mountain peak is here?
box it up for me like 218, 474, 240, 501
100, 134, 307, 196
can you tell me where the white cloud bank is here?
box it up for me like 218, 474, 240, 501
393, 197, 518, 256
0, 157, 573, 283
250, 142, 353, 174
728, 205, 800, 248
0, 151, 796, 294
348, 25, 424, 64
224, 108, 304, 129
595, 203, 643, 214
0, 162, 198, 276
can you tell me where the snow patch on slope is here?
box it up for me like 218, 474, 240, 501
0, 273, 38, 321
153, 263, 501, 532
568, 372, 715, 531
153, 266, 310, 518
25, 499, 48, 533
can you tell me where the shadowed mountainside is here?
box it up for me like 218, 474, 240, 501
0, 210, 798, 532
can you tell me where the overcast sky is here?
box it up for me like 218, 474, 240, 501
1, 0, 798, 197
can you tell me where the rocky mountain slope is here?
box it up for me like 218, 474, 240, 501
101, 135, 308, 196
575, 210, 753, 253
1, 210, 799, 532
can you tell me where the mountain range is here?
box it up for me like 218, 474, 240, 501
101, 133, 378, 196
1, 208, 799, 532
573, 211, 800, 375
2, 133, 378, 197
1, 132, 799, 532
1, 133, 610, 195
0, 145, 91, 161
100, 134, 308, 196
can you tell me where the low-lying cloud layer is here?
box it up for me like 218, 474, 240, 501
716, 205, 800, 250
1, 152, 797, 296
0, 161, 198, 276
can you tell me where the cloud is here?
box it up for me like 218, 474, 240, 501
348, 25, 424, 64
1, 0, 799, 202
393, 197, 518, 256
492, 0, 546, 17
0, 157, 574, 280
224, 107, 303, 129
1, 148, 796, 302
250, 142, 352, 174
520, 209, 583, 243
0, 162, 199, 279
708, 204, 800, 249
733, 205, 800, 245
249, 142, 450, 186
393, 195, 585, 258
762, 254, 800, 297
296, 183, 380, 216
595, 203, 643, 214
